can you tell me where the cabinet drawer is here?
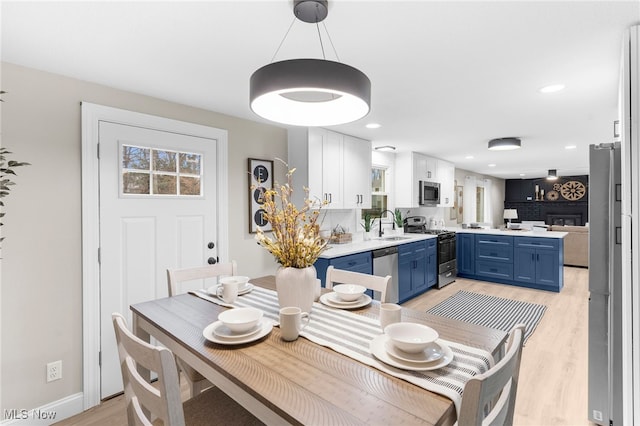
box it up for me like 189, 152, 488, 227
476, 260, 514, 280
476, 235, 513, 246
515, 237, 559, 250
331, 252, 372, 272
476, 243, 513, 263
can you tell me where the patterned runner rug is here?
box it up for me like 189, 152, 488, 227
426, 290, 546, 344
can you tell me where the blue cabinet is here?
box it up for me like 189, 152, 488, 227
314, 251, 372, 287
513, 237, 563, 291
456, 233, 475, 275
398, 240, 437, 303
456, 232, 564, 292
475, 235, 514, 281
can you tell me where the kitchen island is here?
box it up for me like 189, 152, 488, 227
455, 228, 568, 292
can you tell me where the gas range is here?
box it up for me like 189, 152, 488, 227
403, 216, 454, 238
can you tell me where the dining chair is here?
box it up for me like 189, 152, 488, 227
325, 266, 392, 303
112, 313, 263, 426
166, 262, 237, 398
457, 323, 526, 426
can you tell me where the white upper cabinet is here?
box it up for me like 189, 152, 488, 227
394, 152, 456, 208
288, 128, 371, 210
437, 159, 455, 208
343, 134, 372, 209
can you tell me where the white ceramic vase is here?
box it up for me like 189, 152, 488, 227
275, 266, 317, 314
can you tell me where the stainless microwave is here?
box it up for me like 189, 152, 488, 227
419, 181, 440, 206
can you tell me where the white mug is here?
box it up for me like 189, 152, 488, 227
216, 280, 238, 304
279, 307, 309, 341
380, 303, 402, 330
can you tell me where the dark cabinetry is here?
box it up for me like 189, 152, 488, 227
457, 232, 563, 292
315, 251, 372, 287
513, 237, 564, 291
398, 240, 437, 303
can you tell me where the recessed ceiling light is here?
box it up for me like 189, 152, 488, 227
366, 123, 381, 129
374, 145, 395, 152
565, 145, 577, 150
519, 173, 526, 177
465, 155, 474, 159
539, 84, 565, 94
488, 164, 496, 168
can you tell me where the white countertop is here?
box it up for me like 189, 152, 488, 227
453, 228, 568, 239
319, 227, 567, 260
319, 233, 436, 259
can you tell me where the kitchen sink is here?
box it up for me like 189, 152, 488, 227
380, 236, 412, 241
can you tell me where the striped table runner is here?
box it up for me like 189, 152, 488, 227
192, 286, 494, 414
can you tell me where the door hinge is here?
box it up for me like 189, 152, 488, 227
98, 351, 101, 367
97, 143, 100, 159
98, 247, 101, 264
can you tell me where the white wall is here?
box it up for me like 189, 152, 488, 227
0, 62, 286, 413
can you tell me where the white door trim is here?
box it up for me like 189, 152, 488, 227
80, 102, 229, 409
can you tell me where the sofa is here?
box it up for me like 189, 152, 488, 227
550, 225, 589, 267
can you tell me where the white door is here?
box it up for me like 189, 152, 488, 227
98, 121, 218, 399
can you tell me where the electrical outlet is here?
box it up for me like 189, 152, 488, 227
47, 360, 62, 382
593, 410, 603, 422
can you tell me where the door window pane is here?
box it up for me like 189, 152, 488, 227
179, 153, 201, 175
153, 150, 177, 172
153, 174, 177, 195
180, 176, 201, 196
122, 146, 150, 170
123, 172, 150, 194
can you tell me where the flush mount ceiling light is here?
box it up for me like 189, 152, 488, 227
374, 145, 396, 152
250, 0, 371, 127
547, 169, 558, 180
488, 137, 521, 151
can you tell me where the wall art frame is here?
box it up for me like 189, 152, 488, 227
248, 158, 273, 233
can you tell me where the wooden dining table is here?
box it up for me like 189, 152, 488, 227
130, 275, 507, 426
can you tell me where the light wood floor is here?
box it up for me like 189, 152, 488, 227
56, 266, 591, 426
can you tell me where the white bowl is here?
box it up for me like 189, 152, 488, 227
332, 284, 367, 302
384, 322, 439, 354
218, 307, 263, 334
220, 276, 250, 291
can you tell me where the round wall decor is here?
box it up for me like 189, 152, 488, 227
546, 190, 559, 201
560, 181, 586, 201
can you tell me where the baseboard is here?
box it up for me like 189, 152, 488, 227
1, 392, 83, 425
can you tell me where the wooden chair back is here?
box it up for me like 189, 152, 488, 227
112, 313, 185, 426
458, 324, 526, 426
325, 266, 392, 303
166, 261, 237, 296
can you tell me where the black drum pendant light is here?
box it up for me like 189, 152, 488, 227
250, 0, 371, 127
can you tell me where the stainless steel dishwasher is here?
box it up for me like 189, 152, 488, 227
372, 246, 399, 303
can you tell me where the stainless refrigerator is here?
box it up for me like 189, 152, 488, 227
588, 142, 623, 425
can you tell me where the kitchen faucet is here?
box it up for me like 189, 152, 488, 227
378, 210, 396, 237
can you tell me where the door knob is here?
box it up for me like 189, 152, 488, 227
208, 257, 217, 265
208, 242, 215, 249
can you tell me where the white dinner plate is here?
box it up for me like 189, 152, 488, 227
320, 293, 372, 309
211, 320, 263, 340
207, 283, 254, 297
369, 335, 453, 371
203, 320, 273, 345
384, 340, 445, 363
325, 291, 367, 305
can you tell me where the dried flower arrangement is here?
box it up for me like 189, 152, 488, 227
253, 161, 328, 268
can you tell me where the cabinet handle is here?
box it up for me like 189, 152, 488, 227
537, 253, 540, 261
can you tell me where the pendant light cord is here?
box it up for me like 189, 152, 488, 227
322, 21, 340, 62
270, 14, 341, 63
270, 16, 297, 63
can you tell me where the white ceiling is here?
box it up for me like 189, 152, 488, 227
2, 1, 639, 179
